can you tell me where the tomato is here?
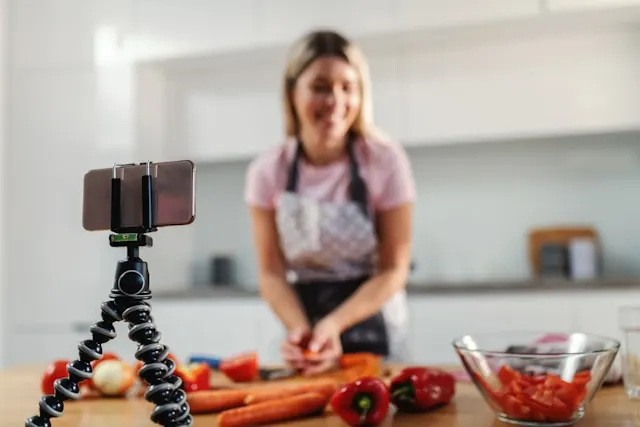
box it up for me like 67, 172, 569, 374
219, 352, 259, 382
41, 359, 70, 395
477, 366, 591, 423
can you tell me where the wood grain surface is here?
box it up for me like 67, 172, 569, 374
5, 364, 638, 427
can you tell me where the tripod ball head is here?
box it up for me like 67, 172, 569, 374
114, 259, 149, 296
118, 269, 146, 296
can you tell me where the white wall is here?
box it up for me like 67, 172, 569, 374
0, 0, 6, 367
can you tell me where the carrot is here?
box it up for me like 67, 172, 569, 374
186, 389, 252, 414
244, 380, 338, 405
218, 392, 329, 427
339, 353, 382, 379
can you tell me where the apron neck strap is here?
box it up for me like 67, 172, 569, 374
285, 134, 370, 217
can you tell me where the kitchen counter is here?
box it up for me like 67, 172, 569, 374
153, 277, 640, 300
6, 363, 637, 426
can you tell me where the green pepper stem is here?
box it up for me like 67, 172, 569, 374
356, 395, 372, 424
391, 384, 414, 399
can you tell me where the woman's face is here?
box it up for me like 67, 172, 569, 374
292, 56, 361, 150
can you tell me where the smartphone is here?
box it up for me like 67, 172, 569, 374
82, 160, 196, 231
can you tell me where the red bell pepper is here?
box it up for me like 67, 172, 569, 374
389, 367, 456, 412
174, 363, 211, 393
330, 376, 390, 426
219, 351, 259, 382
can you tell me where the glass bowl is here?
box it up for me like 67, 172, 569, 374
452, 331, 620, 427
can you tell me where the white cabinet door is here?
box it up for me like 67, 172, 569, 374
149, 300, 268, 361
251, 304, 287, 365
6, 330, 85, 366
367, 49, 409, 145
400, 26, 640, 146
128, 0, 259, 61
395, 0, 538, 31
548, 0, 640, 11
257, 0, 399, 47
7, 321, 158, 367
167, 65, 283, 163
406, 289, 639, 366
407, 293, 581, 365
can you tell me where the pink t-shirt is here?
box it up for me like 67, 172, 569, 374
244, 136, 416, 212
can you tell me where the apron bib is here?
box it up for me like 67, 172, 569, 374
274, 137, 409, 360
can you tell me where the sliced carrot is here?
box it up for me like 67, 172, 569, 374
187, 389, 252, 414
339, 352, 380, 368
218, 392, 329, 427
338, 353, 382, 378
244, 380, 338, 405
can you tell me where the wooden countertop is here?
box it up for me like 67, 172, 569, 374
5, 364, 638, 426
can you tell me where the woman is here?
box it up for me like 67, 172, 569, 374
244, 30, 416, 375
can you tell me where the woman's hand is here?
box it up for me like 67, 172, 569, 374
280, 327, 310, 370
302, 317, 343, 376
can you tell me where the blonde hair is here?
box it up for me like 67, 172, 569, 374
282, 30, 388, 142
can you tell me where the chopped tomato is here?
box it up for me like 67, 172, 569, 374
219, 352, 259, 382
41, 360, 70, 395
475, 366, 591, 423
497, 365, 520, 385
174, 363, 211, 392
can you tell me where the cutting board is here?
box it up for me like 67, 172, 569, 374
528, 226, 599, 277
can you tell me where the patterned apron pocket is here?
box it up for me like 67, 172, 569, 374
275, 193, 322, 260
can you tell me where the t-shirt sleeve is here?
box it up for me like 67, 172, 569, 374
376, 143, 416, 211
244, 155, 277, 210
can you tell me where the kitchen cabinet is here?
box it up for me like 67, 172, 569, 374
7, 322, 137, 366
6, 287, 637, 367
406, 294, 580, 364
7, 287, 627, 368
128, 0, 260, 61
141, 17, 640, 163
175, 70, 284, 163
4, 299, 285, 367
406, 288, 638, 365
395, 0, 538, 32
146, 299, 285, 365
125, 0, 539, 63
398, 27, 640, 146
547, 0, 640, 11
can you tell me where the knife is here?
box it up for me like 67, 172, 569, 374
258, 367, 297, 381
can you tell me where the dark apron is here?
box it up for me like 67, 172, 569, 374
286, 137, 390, 357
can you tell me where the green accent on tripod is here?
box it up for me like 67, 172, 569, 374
110, 233, 139, 243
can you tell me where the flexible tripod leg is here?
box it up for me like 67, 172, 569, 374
117, 296, 193, 426
24, 300, 121, 427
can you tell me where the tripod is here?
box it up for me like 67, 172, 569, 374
25, 162, 193, 427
